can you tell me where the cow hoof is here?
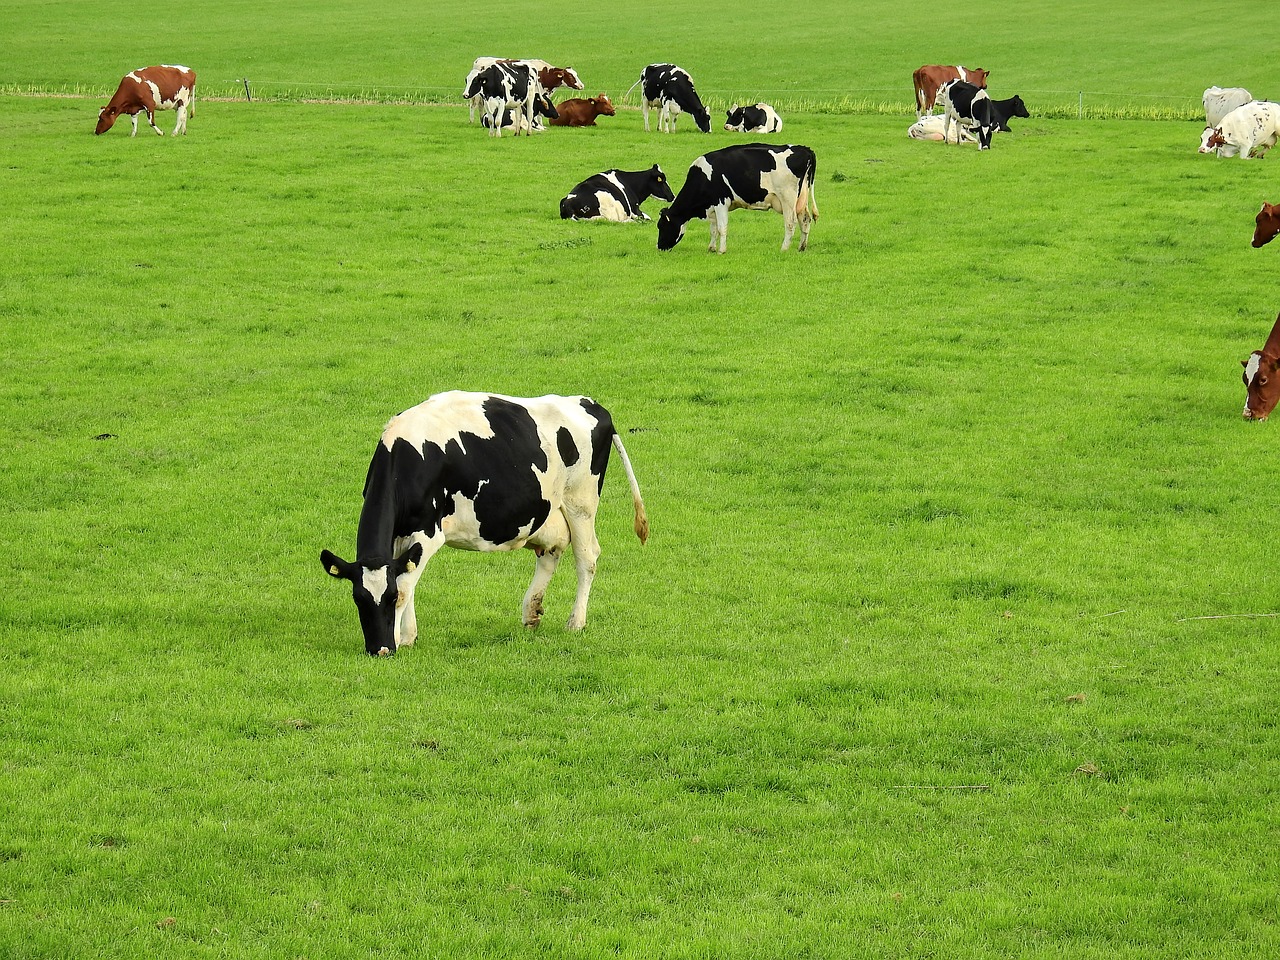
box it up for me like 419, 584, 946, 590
376, 646, 392, 657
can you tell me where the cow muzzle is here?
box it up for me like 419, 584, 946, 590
1243, 406, 1267, 421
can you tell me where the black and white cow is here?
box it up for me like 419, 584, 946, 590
560, 165, 676, 222
463, 62, 542, 137
656, 143, 818, 253
724, 102, 782, 133
320, 392, 649, 656
942, 81, 1029, 149
626, 63, 711, 133
482, 92, 558, 134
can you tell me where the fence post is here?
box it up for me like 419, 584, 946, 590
241, 78, 252, 102
1078, 91, 1083, 120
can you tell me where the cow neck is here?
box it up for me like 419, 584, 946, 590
1264, 313, 1280, 358
355, 442, 401, 565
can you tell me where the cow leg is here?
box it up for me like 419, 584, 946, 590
175, 102, 188, 135
642, 101, 650, 132
524, 509, 569, 626
563, 510, 602, 631
709, 206, 729, 254
129, 113, 140, 137
392, 531, 443, 648
146, 109, 163, 136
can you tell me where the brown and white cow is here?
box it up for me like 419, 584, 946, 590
913, 64, 988, 117
464, 58, 582, 122
95, 65, 196, 136
1243, 313, 1280, 420
547, 94, 615, 127
1253, 202, 1280, 248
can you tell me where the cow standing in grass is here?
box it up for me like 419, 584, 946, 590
95, 65, 196, 136
913, 64, 988, 117
1242, 314, 1280, 420
321, 392, 649, 655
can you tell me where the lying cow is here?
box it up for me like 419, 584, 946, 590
724, 103, 782, 133
464, 58, 581, 123
942, 81, 1028, 149
1242, 313, 1280, 420
95, 64, 196, 136
547, 94, 615, 126
908, 115, 977, 143
560, 165, 675, 221
1201, 100, 1280, 159
1200, 86, 1251, 155
913, 64, 988, 117
657, 143, 818, 253
321, 392, 649, 655
627, 63, 711, 133
1253, 202, 1280, 248
482, 93, 558, 134
464, 62, 543, 137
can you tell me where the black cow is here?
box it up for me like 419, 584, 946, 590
482, 92, 558, 134
463, 62, 542, 137
724, 102, 782, 133
626, 63, 711, 133
320, 392, 649, 656
560, 165, 676, 222
656, 143, 818, 254
942, 81, 1029, 149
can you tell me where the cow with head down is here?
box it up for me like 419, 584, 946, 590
1242, 313, 1280, 421
1253, 202, 1280, 248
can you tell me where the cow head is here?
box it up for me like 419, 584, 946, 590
1242, 351, 1280, 420
967, 68, 990, 88
650, 165, 675, 203
95, 105, 119, 135
656, 208, 685, 250
724, 104, 745, 131
320, 544, 424, 655
533, 94, 559, 121
1203, 128, 1228, 154
593, 94, 615, 117
693, 106, 712, 133
1253, 202, 1280, 248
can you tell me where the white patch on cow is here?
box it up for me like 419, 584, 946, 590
361, 565, 389, 600
1245, 352, 1262, 386
595, 190, 631, 222
382, 390, 497, 452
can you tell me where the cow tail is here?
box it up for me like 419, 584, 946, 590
624, 76, 643, 101
797, 150, 818, 221
611, 433, 649, 545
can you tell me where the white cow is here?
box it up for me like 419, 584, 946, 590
1200, 86, 1253, 155
908, 114, 977, 143
1200, 100, 1280, 160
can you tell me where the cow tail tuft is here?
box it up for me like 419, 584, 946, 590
611, 433, 648, 545
797, 149, 818, 221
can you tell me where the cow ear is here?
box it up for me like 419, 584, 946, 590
321, 549, 356, 581
395, 543, 424, 577
1243, 359, 1250, 368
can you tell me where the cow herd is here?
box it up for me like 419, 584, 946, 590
87, 60, 1280, 651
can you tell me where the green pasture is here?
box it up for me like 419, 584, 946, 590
3, 1, 1280, 957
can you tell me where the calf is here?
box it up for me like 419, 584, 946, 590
464, 58, 582, 122
482, 93, 558, 134
321, 392, 649, 655
547, 94, 615, 127
464, 62, 543, 137
95, 64, 196, 137
1201, 100, 1280, 160
1242, 313, 1280, 420
724, 103, 783, 133
656, 143, 818, 253
913, 64, 989, 117
560, 165, 675, 221
942, 82, 1027, 149
627, 64, 711, 133
1253, 202, 1280, 248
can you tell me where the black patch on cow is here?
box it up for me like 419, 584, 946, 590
557, 426, 579, 466
580, 397, 615, 493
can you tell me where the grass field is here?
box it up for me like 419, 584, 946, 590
3, 3, 1280, 958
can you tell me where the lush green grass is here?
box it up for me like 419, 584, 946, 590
3, 7, 1280, 958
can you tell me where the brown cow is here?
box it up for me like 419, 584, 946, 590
547, 94, 615, 127
1242, 313, 1280, 420
913, 64, 988, 117
95, 65, 196, 136
1253, 202, 1280, 248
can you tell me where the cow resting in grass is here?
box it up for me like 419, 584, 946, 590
320, 392, 649, 655
1201, 85, 1252, 154
95, 65, 196, 136
724, 103, 782, 133
547, 94, 615, 126
913, 64, 988, 117
656, 143, 818, 253
560, 165, 675, 221
1201, 100, 1280, 159
1242, 313, 1280, 420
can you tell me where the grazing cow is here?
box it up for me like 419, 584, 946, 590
547, 94, 615, 127
1242, 313, 1280, 420
626, 64, 711, 133
913, 64, 989, 117
321, 392, 649, 655
464, 58, 582, 122
560, 165, 675, 222
724, 103, 783, 133
1201, 100, 1280, 160
95, 64, 196, 137
656, 143, 818, 253
464, 62, 544, 137
1253, 202, 1280, 248
482, 93, 558, 134
942, 81, 1028, 149
908, 115, 976, 143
